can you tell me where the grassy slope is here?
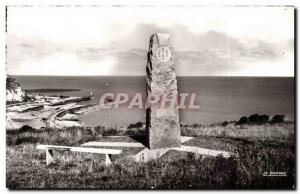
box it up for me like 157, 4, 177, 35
6, 123, 295, 189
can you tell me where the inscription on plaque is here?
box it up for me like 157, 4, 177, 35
156, 46, 172, 62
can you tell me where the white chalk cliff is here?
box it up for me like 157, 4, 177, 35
6, 76, 26, 102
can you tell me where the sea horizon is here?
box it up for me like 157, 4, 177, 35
11, 75, 295, 127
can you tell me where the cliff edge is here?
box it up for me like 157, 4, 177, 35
6, 76, 26, 102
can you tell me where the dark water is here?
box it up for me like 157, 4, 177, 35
14, 76, 294, 127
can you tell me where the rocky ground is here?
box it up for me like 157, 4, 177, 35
6, 95, 97, 129
6, 76, 99, 129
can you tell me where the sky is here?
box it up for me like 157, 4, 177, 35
6, 6, 294, 76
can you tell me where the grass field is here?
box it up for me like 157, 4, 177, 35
6, 122, 295, 189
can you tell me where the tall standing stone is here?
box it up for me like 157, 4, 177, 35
146, 33, 181, 149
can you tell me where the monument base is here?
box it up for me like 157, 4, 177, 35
81, 136, 233, 164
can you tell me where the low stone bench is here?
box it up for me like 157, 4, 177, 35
36, 144, 122, 166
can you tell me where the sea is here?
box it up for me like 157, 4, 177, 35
14, 76, 295, 127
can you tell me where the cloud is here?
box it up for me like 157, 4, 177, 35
6, 23, 294, 76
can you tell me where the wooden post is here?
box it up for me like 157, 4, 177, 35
46, 148, 54, 166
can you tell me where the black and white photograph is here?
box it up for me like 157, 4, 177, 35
5, 5, 295, 189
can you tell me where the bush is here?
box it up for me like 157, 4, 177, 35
128, 121, 144, 129
236, 114, 269, 125
236, 116, 249, 125
93, 125, 118, 136
192, 123, 203, 128
261, 114, 269, 124
102, 127, 118, 136
248, 114, 269, 125
221, 121, 229, 127
271, 114, 285, 124
18, 125, 36, 133
93, 125, 106, 134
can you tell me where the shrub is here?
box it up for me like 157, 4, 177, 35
18, 125, 36, 133
128, 121, 144, 129
236, 116, 248, 125
236, 114, 270, 125
93, 125, 106, 134
248, 114, 259, 124
261, 114, 269, 124
271, 114, 285, 124
190, 123, 203, 128
102, 127, 117, 136
221, 121, 229, 127
248, 114, 269, 125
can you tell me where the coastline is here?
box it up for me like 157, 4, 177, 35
25, 88, 81, 93
6, 93, 97, 129
5, 80, 295, 189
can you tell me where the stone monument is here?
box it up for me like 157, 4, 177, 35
37, 34, 233, 167
146, 33, 181, 149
